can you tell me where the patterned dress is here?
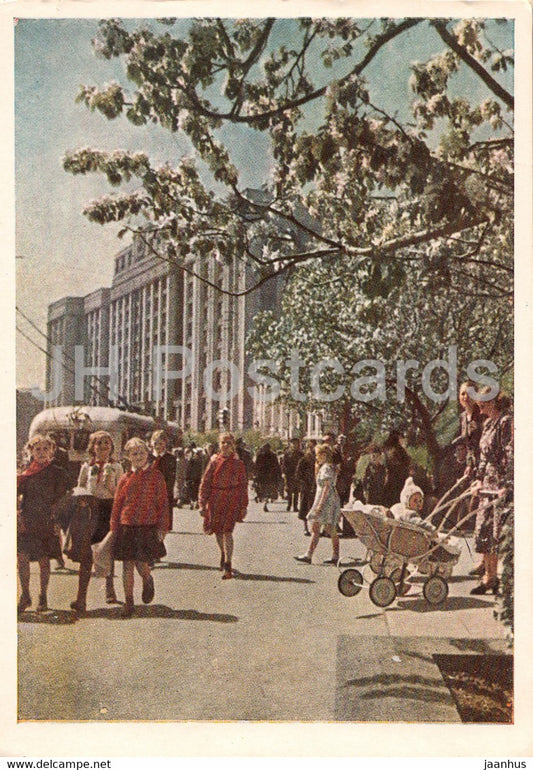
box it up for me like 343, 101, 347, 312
306, 463, 341, 530
460, 409, 483, 470
199, 453, 248, 535
474, 413, 513, 553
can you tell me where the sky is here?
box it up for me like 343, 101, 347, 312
15, 17, 274, 389
15, 16, 513, 390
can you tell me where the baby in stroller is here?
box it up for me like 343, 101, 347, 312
390, 477, 436, 532
393, 476, 461, 571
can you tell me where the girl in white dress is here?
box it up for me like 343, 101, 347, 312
70, 431, 124, 613
295, 444, 341, 565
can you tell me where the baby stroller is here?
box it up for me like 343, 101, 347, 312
337, 480, 492, 607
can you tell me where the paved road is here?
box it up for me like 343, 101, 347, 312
17, 496, 507, 722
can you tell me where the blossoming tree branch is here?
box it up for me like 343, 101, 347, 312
62, 17, 513, 301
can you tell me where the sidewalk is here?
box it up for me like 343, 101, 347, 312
17, 499, 509, 722
330, 516, 509, 722
335, 634, 508, 722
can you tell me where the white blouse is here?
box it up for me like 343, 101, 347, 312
77, 461, 124, 499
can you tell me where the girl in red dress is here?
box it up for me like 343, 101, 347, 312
199, 433, 248, 579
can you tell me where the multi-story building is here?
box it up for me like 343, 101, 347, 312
108, 238, 183, 420
46, 296, 85, 407
177, 252, 287, 433
45, 233, 326, 438
83, 287, 110, 405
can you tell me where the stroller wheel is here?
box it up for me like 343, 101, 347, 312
369, 577, 397, 608
423, 576, 449, 606
389, 567, 403, 583
338, 569, 364, 597
369, 554, 383, 574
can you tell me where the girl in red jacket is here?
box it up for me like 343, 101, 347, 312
110, 438, 169, 617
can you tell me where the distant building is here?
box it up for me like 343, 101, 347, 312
84, 287, 110, 405
107, 239, 183, 420
177, 252, 290, 433
46, 296, 85, 407
44, 223, 330, 437
44, 235, 284, 430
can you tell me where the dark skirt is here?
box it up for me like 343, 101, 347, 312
254, 478, 279, 501
92, 499, 113, 544
113, 525, 166, 562
18, 531, 62, 562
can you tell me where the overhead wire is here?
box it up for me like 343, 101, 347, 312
16, 307, 132, 409
16, 324, 115, 406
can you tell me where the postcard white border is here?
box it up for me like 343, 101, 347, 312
1, 0, 531, 758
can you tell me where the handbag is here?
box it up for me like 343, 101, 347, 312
62, 495, 99, 561
91, 530, 116, 577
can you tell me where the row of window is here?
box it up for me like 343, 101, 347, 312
114, 239, 149, 274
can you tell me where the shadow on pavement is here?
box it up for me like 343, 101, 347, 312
17, 610, 77, 625
448, 638, 507, 653
398, 649, 434, 664
18, 604, 239, 623
158, 562, 314, 584
395, 595, 496, 612
355, 595, 492, 617
233, 571, 315, 584
409, 574, 475, 584
342, 673, 451, 705
169, 531, 205, 536
155, 561, 220, 572
358, 684, 451, 704
81, 604, 239, 622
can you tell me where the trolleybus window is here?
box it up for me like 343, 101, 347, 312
50, 430, 71, 450
72, 430, 91, 452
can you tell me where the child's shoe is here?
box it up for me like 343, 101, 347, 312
17, 593, 31, 613
142, 576, 155, 604
36, 594, 48, 612
121, 599, 135, 618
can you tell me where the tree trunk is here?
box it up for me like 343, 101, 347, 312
404, 387, 442, 469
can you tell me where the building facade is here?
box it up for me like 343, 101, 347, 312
83, 287, 110, 406
46, 235, 326, 438
107, 239, 183, 420
46, 296, 85, 407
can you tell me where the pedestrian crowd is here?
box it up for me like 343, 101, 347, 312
17, 381, 513, 617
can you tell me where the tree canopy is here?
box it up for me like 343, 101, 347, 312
246, 232, 513, 462
62, 16, 514, 456
63, 16, 514, 301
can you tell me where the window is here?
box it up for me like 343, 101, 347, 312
72, 430, 91, 452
